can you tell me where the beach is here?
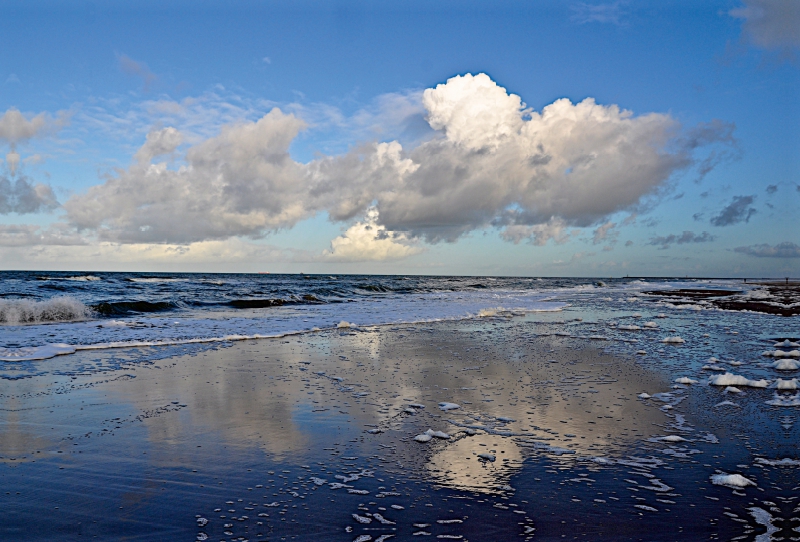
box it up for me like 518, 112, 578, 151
2, 312, 798, 540
1, 274, 799, 540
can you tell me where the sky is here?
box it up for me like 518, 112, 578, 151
0, 0, 798, 277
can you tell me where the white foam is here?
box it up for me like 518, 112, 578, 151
674, 377, 698, 385
748, 507, 779, 540
766, 393, 800, 406
661, 336, 685, 344
638, 393, 651, 399
337, 321, 351, 328
724, 386, 742, 393
714, 400, 739, 408
775, 340, 800, 348
774, 379, 799, 390
772, 359, 800, 370
438, 402, 460, 411
0, 343, 77, 361
634, 504, 658, 512
618, 325, 640, 331
708, 373, 769, 388
710, 473, 755, 488
649, 435, 686, 443
643, 322, 658, 328
754, 457, 800, 467
763, 350, 800, 358
0, 296, 91, 325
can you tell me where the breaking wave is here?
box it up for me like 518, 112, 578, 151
0, 296, 92, 324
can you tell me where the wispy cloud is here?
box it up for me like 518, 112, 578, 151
117, 53, 158, 92
734, 241, 800, 258
710, 195, 757, 226
570, 1, 628, 26
647, 231, 715, 249
729, 0, 800, 55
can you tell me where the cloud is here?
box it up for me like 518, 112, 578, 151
117, 54, 158, 92
766, 184, 778, 194
734, 241, 800, 258
0, 108, 68, 151
65, 109, 309, 243
5, 74, 20, 84
262, 56, 272, 64
322, 208, 423, 262
647, 231, 716, 249
592, 221, 617, 245
65, 73, 734, 246
314, 74, 729, 242
0, 174, 59, 214
729, 0, 800, 52
570, 2, 627, 25
500, 217, 572, 246
133, 126, 183, 164
710, 195, 757, 226
0, 223, 84, 246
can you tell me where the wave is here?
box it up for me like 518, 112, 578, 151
37, 275, 102, 282
92, 300, 179, 316
0, 296, 92, 324
125, 277, 187, 283
0, 301, 568, 361
227, 294, 325, 309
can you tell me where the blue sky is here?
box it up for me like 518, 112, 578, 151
0, 0, 797, 276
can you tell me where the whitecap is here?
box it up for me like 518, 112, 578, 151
0, 296, 91, 325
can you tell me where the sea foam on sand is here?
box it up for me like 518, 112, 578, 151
710, 473, 755, 488
708, 373, 769, 388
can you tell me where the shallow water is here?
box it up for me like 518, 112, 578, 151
1, 274, 798, 540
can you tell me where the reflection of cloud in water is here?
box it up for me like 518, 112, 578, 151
111, 345, 315, 460
425, 434, 524, 493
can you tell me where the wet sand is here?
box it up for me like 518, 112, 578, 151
0, 316, 789, 540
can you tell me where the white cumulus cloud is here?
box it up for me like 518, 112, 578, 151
322, 208, 423, 262
64, 73, 734, 248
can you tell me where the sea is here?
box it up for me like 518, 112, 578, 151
1, 272, 799, 540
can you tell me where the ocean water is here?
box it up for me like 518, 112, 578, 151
2, 272, 799, 540
1, 272, 775, 362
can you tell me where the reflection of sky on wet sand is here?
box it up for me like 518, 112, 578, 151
0, 317, 693, 540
